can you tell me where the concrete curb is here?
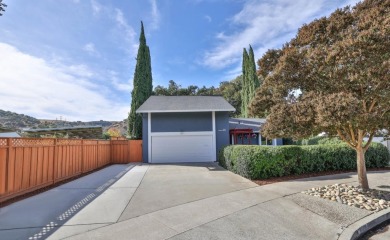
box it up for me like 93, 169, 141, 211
338, 208, 390, 240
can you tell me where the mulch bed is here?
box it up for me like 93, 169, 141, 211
0, 164, 114, 208
252, 167, 390, 186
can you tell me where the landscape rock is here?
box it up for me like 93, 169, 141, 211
301, 184, 390, 212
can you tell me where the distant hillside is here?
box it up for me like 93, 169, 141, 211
0, 109, 41, 130
0, 109, 128, 136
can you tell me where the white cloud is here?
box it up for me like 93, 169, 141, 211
204, 15, 212, 23
83, 42, 100, 57
109, 71, 133, 92
87, 1, 138, 57
201, 0, 360, 69
90, 0, 101, 15
114, 8, 137, 52
0, 42, 129, 121
222, 63, 242, 81
149, 0, 160, 30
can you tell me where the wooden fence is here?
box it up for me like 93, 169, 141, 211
0, 138, 142, 204
111, 140, 142, 163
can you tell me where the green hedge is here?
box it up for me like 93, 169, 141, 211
296, 136, 344, 145
219, 143, 390, 179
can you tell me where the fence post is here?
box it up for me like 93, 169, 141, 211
110, 140, 113, 164
128, 140, 132, 163
5, 138, 12, 197
96, 140, 99, 168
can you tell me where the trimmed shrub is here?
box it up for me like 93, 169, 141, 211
297, 136, 344, 145
301, 136, 327, 145
317, 137, 344, 145
219, 142, 389, 179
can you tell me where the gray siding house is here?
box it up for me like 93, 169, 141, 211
136, 96, 235, 163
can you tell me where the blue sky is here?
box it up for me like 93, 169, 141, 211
0, 0, 360, 121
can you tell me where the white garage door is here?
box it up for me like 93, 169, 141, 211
151, 134, 214, 163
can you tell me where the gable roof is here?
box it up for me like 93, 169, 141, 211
136, 96, 235, 113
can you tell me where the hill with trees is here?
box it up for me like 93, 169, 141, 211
0, 109, 127, 135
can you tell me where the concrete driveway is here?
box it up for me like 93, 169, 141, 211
1, 163, 389, 240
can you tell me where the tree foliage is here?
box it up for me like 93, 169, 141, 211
107, 128, 122, 137
128, 22, 153, 139
218, 76, 242, 116
153, 77, 242, 116
0, 0, 6, 16
249, 0, 390, 189
241, 46, 260, 117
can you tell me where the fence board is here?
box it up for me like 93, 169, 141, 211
0, 138, 142, 203
129, 140, 143, 162
0, 139, 7, 196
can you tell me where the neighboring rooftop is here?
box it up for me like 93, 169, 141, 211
23, 125, 102, 132
22, 126, 103, 139
0, 132, 21, 138
136, 96, 235, 113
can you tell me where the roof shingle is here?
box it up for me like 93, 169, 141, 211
136, 96, 235, 113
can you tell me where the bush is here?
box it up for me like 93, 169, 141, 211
219, 143, 390, 179
301, 136, 327, 145
317, 137, 344, 145
297, 136, 344, 145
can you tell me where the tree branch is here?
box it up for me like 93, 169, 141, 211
349, 124, 356, 144
337, 129, 356, 149
363, 130, 376, 151
362, 100, 367, 113
368, 99, 377, 113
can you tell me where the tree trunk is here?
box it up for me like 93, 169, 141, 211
356, 146, 369, 190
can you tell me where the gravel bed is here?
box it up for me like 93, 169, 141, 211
301, 184, 390, 212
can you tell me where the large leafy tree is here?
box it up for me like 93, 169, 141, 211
219, 76, 242, 116
241, 46, 260, 117
128, 22, 153, 139
249, 0, 390, 190
153, 78, 242, 116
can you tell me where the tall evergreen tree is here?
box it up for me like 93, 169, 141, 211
241, 49, 249, 117
0, 0, 7, 16
248, 46, 260, 103
241, 46, 260, 117
128, 22, 153, 139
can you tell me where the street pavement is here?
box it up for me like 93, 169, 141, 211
1, 163, 389, 240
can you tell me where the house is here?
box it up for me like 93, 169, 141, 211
229, 118, 283, 146
22, 126, 103, 139
0, 132, 21, 138
136, 96, 235, 163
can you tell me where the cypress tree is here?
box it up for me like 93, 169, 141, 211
241, 48, 249, 117
248, 45, 260, 100
128, 21, 153, 139
241, 46, 260, 118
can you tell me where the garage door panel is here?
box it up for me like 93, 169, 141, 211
151, 135, 214, 163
